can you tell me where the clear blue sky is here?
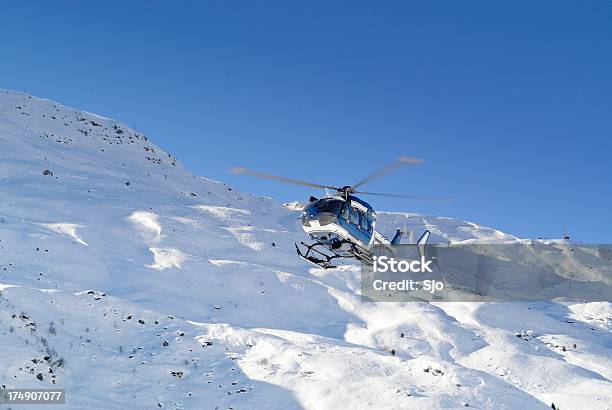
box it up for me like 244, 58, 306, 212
2, 1, 611, 241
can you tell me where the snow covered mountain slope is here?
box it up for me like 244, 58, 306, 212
0, 90, 610, 409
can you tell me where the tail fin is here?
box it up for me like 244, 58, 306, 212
391, 229, 428, 246
417, 229, 430, 261
417, 230, 430, 245
391, 229, 403, 245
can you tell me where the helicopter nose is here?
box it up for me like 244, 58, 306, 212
302, 207, 317, 218
304, 213, 316, 223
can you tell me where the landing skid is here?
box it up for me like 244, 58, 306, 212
295, 241, 345, 269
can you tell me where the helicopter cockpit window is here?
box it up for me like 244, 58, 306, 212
315, 199, 342, 215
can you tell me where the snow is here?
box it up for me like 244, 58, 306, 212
0, 89, 610, 409
193, 205, 252, 219
0, 283, 19, 291
39, 223, 88, 246
147, 247, 188, 270
129, 211, 163, 243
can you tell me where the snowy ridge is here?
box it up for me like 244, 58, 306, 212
0, 90, 610, 409
377, 212, 519, 244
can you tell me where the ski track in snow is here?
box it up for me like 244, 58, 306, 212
0, 89, 610, 410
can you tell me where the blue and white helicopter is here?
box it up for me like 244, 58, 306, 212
232, 157, 440, 268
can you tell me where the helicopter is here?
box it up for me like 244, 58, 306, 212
231, 157, 444, 269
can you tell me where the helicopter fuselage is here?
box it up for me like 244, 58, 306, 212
300, 196, 376, 258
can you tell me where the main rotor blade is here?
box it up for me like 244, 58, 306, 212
230, 167, 338, 190
351, 156, 423, 191
355, 190, 455, 204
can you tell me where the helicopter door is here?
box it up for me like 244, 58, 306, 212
336, 204, 371, 246
339, 202, 350, 222
360, 214, 371, 234
349, 209, 371, 244
348, 208, 359, 226
358, 213, 374, 246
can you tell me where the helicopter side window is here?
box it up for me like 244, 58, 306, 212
349, 208, 359, 226
360, 214, 371, 233
339, 203, 350, 221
